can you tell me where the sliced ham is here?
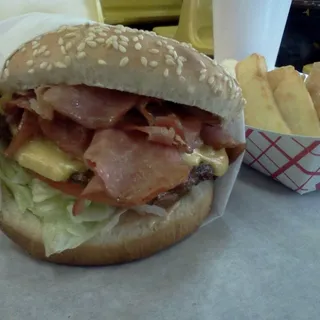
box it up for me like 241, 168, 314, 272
201, 124, 238, 149
83, 129, 191, 207
34, 86, 54, 120
122, 125, 176, 146
5, 90, 53, 120
179, 116, 203, 151
5, 110, 39, 157
41, 85, 138, 129
201, 124, 245, 163
39, 116, 93, 158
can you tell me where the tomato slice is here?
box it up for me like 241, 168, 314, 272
34, 173, 84, 197
33, 173, 116, 205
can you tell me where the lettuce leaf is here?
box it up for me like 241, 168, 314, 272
0, 151, 123, 256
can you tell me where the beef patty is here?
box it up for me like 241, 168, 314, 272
69, 163, 216, 208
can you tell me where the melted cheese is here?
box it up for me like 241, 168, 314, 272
14, 139, 86, 181
182, 146, 229, 176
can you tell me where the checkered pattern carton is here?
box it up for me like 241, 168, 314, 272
244, 126, 320, 194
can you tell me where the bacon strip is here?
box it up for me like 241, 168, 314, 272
83, 129, 191, 207
39, 116, 93, 158
41, 85, 138, 129
5, 110, 39, 157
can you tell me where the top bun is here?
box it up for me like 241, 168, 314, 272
0, 23, 244, 121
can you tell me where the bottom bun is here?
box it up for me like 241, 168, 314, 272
0, 181, 214, 266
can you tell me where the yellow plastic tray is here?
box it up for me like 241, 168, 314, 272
100, 0, 182, 25
153, 0, 213, 56
0, 0, 103, 23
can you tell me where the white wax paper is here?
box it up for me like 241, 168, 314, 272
0, 12, 245, 227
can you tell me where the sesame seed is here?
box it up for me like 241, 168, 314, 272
162, 40, 168, 44
5, 60, 9, 67
176, 67, 182, 75
64, 55, 71, 65
112, 41, 119, 50
200, 68, 207, 74
96, 38, 105, 43
46, 64, 52, 71
98, 59, 107, 65
32, 42, 40, 49
119, 35, 129, 42
40, 61, 48, 69
141, 57, 148, 67
134, 43, 142, 50
169, 50, 178, 59
77, 42, 86, 52
199, 74, 206, 82
178, 56, 187, 62
65, 32, 76, 38
99, 32, 107, 37
119, 40, 128, 47
133, 36, 139, 42
138, 34, 144, 40
177, 59, 183, 67
119, 57, 129, 67
114, 29, 122, 34
85, 36, 94, 42
149, 61, 158, 68
156, 40, 163, 46
87, 40, 97, 48
119, 45, 127, 53
200, 60, 206, 68
54, 62, 67, 68
163, 68, 169, 77
77, 52, 86, 59
58, 37, 64, 45
28, 69, 34, 74
21, 47, 26, 52
26, 60, 34, 66
58, 26, 67, 33
61, 46, 66, 55
38, 45, 47, 54
44, 50, 51, 57
88, 32, 96, 38
167, 45, 174, 50
65, 42, 72, 51
33, 49, 38, 57
179, 76, 186, 82
149, 49, 159, 54
4, 68, 9, 78
165, 59, 175, 66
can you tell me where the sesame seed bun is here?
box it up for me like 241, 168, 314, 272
0, 23, 244, 122
0, 181, 213, 266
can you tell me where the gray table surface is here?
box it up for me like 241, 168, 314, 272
0, 166, 319, 320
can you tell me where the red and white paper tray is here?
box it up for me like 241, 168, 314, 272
244, 126, 320, 194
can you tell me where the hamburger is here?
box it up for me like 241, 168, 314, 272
0, 23, 245, 265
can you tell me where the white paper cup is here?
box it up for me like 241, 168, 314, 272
212, 0, 292, 70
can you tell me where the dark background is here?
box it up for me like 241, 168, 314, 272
129, 2, 320, 72
276, 3, 320, 71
